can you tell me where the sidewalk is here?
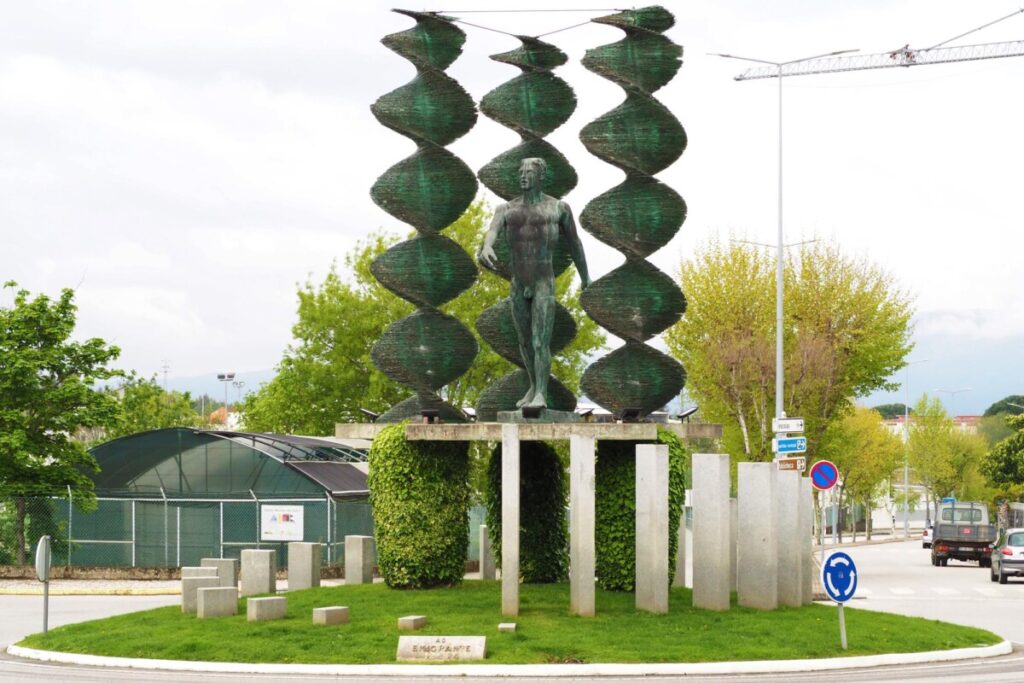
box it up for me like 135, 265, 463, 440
0, 577, 349, 596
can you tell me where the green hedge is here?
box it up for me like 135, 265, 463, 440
367, 424, 470, 588
595, 429, 688, 591
484, 441, 568, 583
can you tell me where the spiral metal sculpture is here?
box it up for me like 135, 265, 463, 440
369, 10, 479, 423
578, 6, 688, 417
474, 37, 581, 422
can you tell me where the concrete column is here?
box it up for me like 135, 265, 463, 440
692, 453, 731, 611
344, 535, 375, 584
240, 549, 276, 597
479, 525, 496, 580
776, 471, 802, 607
800, 476, 814, 604
729, 498, 738, 592
201, 557, 239, 587
738, 463, 777, 610
636, 444, 669, 613
672, 505, 686, 588
288, 541, 321, 591
569, 434, 596, 616
501, 423, 519, 617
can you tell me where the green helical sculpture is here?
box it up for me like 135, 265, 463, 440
369, 10, 479, 423
474, 37, 581, 421
578, 6, 688, 417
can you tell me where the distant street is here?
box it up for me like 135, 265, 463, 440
1, 539, 1021, 681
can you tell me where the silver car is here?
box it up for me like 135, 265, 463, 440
990, 527, 1024, 584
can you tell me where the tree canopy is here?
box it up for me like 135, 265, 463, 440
872, 403, 911, 420
104, 374, 201, 440
908, 395, 989, 514
665, 239, 914, 462
983, 413, 1024, 501
983, 395, 1024, 417
241, 202, 604, 434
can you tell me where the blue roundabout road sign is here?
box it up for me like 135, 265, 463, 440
821, 551, 858, 603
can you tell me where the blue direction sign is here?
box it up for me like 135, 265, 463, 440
773, 437, 807, 454
821, 551, 858, 603
810, 460, 839, 491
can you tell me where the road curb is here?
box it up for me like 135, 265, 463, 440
6, 640, 1012, 676
0, 588, 179, 596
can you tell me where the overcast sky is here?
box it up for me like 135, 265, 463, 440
3, 0, 1022, 415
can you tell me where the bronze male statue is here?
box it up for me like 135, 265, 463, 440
479, 158, 591, 409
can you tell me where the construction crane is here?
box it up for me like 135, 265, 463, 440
734, 8, 1024, 80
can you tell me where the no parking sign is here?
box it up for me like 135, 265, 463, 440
810, 460, 839, 491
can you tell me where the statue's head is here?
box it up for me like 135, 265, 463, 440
519, 157, 547, 192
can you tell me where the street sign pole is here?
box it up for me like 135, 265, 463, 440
821, 551, 857, 651
35, 535, 51, 634
838, 603, 847, 650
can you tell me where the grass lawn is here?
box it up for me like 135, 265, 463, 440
19, 582, 1000, 664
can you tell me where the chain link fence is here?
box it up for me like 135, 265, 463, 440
1, 494, 487, 569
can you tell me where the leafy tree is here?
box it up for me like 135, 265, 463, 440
0, 282, 120, 564
983, 395, 1024, 417
983, 413, 1024, 499
241, 202, 604, 434
665, 239, 913, 463
978, 414, 1015, 447
823, 407, 902, 540
104, 374, 200, 440
872, 403, 911, 420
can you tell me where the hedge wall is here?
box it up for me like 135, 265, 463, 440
595, 429, 689, 591
367, 424, 471, 588
484, 441, 568, 583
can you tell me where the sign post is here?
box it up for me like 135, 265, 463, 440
810, 460, 839, 562
821, 550, 858, 650
35, 535, 51, 634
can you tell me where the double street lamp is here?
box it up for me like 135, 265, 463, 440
216, 372, 236, 427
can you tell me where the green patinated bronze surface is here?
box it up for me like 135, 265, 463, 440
578, 5, 688, 417
476, 298, 576, 367
476, 370, 577, 423
369, 10, 479, 422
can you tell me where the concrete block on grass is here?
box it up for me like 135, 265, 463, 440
344, 535, 375, 585
498, 623, 516, 633
182, 576, 221, 613
201, 558, 240, 587
197, 587, 238, 618
247, 596, 288, 622
181, 566, 218, 579
240, 549, 276, 597
313, 606, 349, 625
398, 615, 427, 630
288, 542, 322, 591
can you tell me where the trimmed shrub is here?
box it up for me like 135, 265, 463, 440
484, 441, 568, 583
595, 429, 688, 591
367, 424, 470, 588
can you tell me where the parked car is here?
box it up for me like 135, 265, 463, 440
990, 527, 1024, 584
922, 523, 933, 549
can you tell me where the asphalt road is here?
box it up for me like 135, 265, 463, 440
1, 540, 1021, 682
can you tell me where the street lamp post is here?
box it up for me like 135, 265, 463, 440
216, 372, 236, 427
902, 359, 929, 539
232, 380, 246, 405
934, 387, 973, 420
711, 48, 858, 433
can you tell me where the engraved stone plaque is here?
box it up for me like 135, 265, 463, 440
396, 635, 486, 661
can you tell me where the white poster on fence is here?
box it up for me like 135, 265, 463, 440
260, 505, 304, 542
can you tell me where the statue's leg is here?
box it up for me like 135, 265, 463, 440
527, 294, 556, 408
511, 291, 536, 407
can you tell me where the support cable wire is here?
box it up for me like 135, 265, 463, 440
445, 11, 616, 40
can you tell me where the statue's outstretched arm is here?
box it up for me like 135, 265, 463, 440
479, 204, 506, 269
560, 202, 591, 289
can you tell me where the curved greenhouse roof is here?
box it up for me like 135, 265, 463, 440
88, 428, 369, 499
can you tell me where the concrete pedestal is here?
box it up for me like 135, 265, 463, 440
201, 558, 239, 587
479, 525, 496, 580
247, 596, 288, 621
636, 444, 669, 613
240, 549, 276, 597
776, 470, 803, 607
398, 615, 427, 630
501, 424, 520, 617
344, 535, 375, 584
729, 498, 738, 592
197, 587, 238, 618
182, 576, 220, 613
288, 542, 322, 591
672, 515, 686, 588
800, 476, 814, 604
692, 453, 731, 611
569, 434, 596, 616
738, 463, 778, 610
313, 606, 349, 625
181, 566, 218, 579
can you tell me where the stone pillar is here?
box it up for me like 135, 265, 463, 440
800, 476, 814, 604
692, 453, 731, 611
776, 470, 802, 607
729, 498, 738, 592
738, 463, 777, 610
182, 576, 220, 613
201, 558, 239, 587
636, 444, 669, 613
239, 549, 276, 597
479, 525, 496, 580
288, 541, 321, 591
569, 434, 596, 616
501, 423, 520, 617
672, 504, 686, 588
344, 535, 375, 585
